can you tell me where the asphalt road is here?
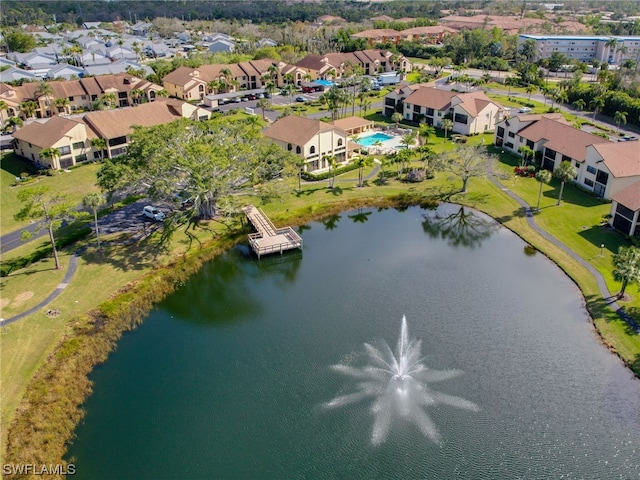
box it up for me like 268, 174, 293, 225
0, 199, 166, 254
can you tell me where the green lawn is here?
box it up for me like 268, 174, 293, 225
2, 133, 639, 463
1, 153, 101, 234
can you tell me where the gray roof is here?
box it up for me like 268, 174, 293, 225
0, 67, 37, 82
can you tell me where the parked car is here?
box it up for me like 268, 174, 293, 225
142, 205, 165, 221
620, 135, 638, 142
233, 97, 242, 103
518, 107, 532, 113
246, 94, 257, 100
295, 96, 306, 102
257, 93, 265, 99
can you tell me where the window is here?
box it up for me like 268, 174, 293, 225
454, 113, 468, 124
497, 126, 505, 138
562, 155, 571, 162
110, 147, 127, 157
337, 139, 343, 146
309, 146, 316, 154
68, 96, 73, 101
413, 105, 420, 112
109, 136, 127, 146
595, 170, 609, 185
584, 178, 594, 187
75, 154, 87, 162
72, 141, 84, 150
287, 143, 292, 151
615, 203, 635, 221
296, 146, 301, 154
586, 165, 596, 174
508, 131, 515, 138
58, 146, 71, 155
505, 142, 514, 148
426, 108, 434, 116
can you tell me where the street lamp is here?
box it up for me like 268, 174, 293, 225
600, 243, 605, 257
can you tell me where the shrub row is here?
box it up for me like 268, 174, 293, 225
300, 162, 360, 181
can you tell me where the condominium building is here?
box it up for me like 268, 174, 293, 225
518, 35, 640, 64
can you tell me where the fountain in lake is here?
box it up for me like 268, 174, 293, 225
325, 316, 479, 446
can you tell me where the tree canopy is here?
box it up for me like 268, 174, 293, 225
97, 117, 296, 225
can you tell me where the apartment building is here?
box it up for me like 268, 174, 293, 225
518, 34, 640, 64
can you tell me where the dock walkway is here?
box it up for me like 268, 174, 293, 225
243, 205, 303, 258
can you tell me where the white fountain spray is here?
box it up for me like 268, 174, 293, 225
325, 316, 479, 446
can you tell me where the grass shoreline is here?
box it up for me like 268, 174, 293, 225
2, 186, 639, 475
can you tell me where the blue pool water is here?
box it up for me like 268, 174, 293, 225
356, 132, 394, 147
315, 79, 335, 87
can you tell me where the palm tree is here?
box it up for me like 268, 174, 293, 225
612, 246, 640, 299
391, 112, 402, 129
265, 81, 277, 104
83, 192, 105, 252
40, 147, 61, 169
518, 145, 535, 167
325, 154, 338, 188
101, 93, 117, 108
614, 110, 627, 132
36, 81, 55, 117
553, 161, 577, 206
5, 116, 23, 133
418, 123, 435, 146
441, 118, 453, 142
553, 89, 568, 107
156, 89, 169, 98
54, 97, 70, 114
590, 96, 605, 120
572, 98, 586, 112
534, 169, 552, 211
401, 131, 416, 150
281, 83, 297, 106
20, 100, 38, 119
355, 155, 373, 187
525, 84, 535, 100
130, 89, 145, 105
91, 137, 107, 161
605, 37, 619, 64
257, 97, 270, 121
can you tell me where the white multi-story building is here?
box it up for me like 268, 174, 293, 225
518, 34, 640, 65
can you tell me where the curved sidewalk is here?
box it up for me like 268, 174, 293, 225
1, 251, 81, 327
486, 164, 639, 334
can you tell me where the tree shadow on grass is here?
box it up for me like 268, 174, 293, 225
326, 186, 344, 196
584, 294, 640, 337
295, 187, 325, 197
578, 224, 628, 254
81, 232, 168, 272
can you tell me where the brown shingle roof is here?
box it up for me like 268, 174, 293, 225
351, 29, 401, 39
453, 91, 500, 117
13, 115, 83, 148
331, 116, 373, 131
404, 88, 456, 111
402, 25, 458, 36
593, 142, 640, 178
611, 180, 640, 211
518, 117, 610, 162
162, 66, 201, 87
264, 115, 343, 145
82, 100, 183, 139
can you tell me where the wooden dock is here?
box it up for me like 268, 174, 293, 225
243, 205, 303, 258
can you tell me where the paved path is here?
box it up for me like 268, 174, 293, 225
486, 163, 639, 334
1, 250, 81, 327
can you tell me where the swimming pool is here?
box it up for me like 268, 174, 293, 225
355, 132, 394, 147
315, 79, 335, 87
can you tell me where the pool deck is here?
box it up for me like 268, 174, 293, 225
243, 205, 303, 258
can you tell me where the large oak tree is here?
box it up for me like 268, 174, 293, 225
97, 117, 296, 225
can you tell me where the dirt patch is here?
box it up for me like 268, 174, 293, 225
0, 298, 10, 310
13, 291, 34, 305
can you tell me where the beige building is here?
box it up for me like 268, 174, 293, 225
0, 74, 163, 124
610, 182, 640, 237
12, 99, 210, 168
162, 59, 282, 101
295, 49, 409, 79
580, 142, 640, 199
400, 87, 505, 135
494, 114, 611, 171
263, 115, 349, 172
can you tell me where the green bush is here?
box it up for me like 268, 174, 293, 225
300, 162, 360, 181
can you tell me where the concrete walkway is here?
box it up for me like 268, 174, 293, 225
1, 251, 81, 327
486, 162, 639, 334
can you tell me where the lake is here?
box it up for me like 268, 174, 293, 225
67, 204, 640, 479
